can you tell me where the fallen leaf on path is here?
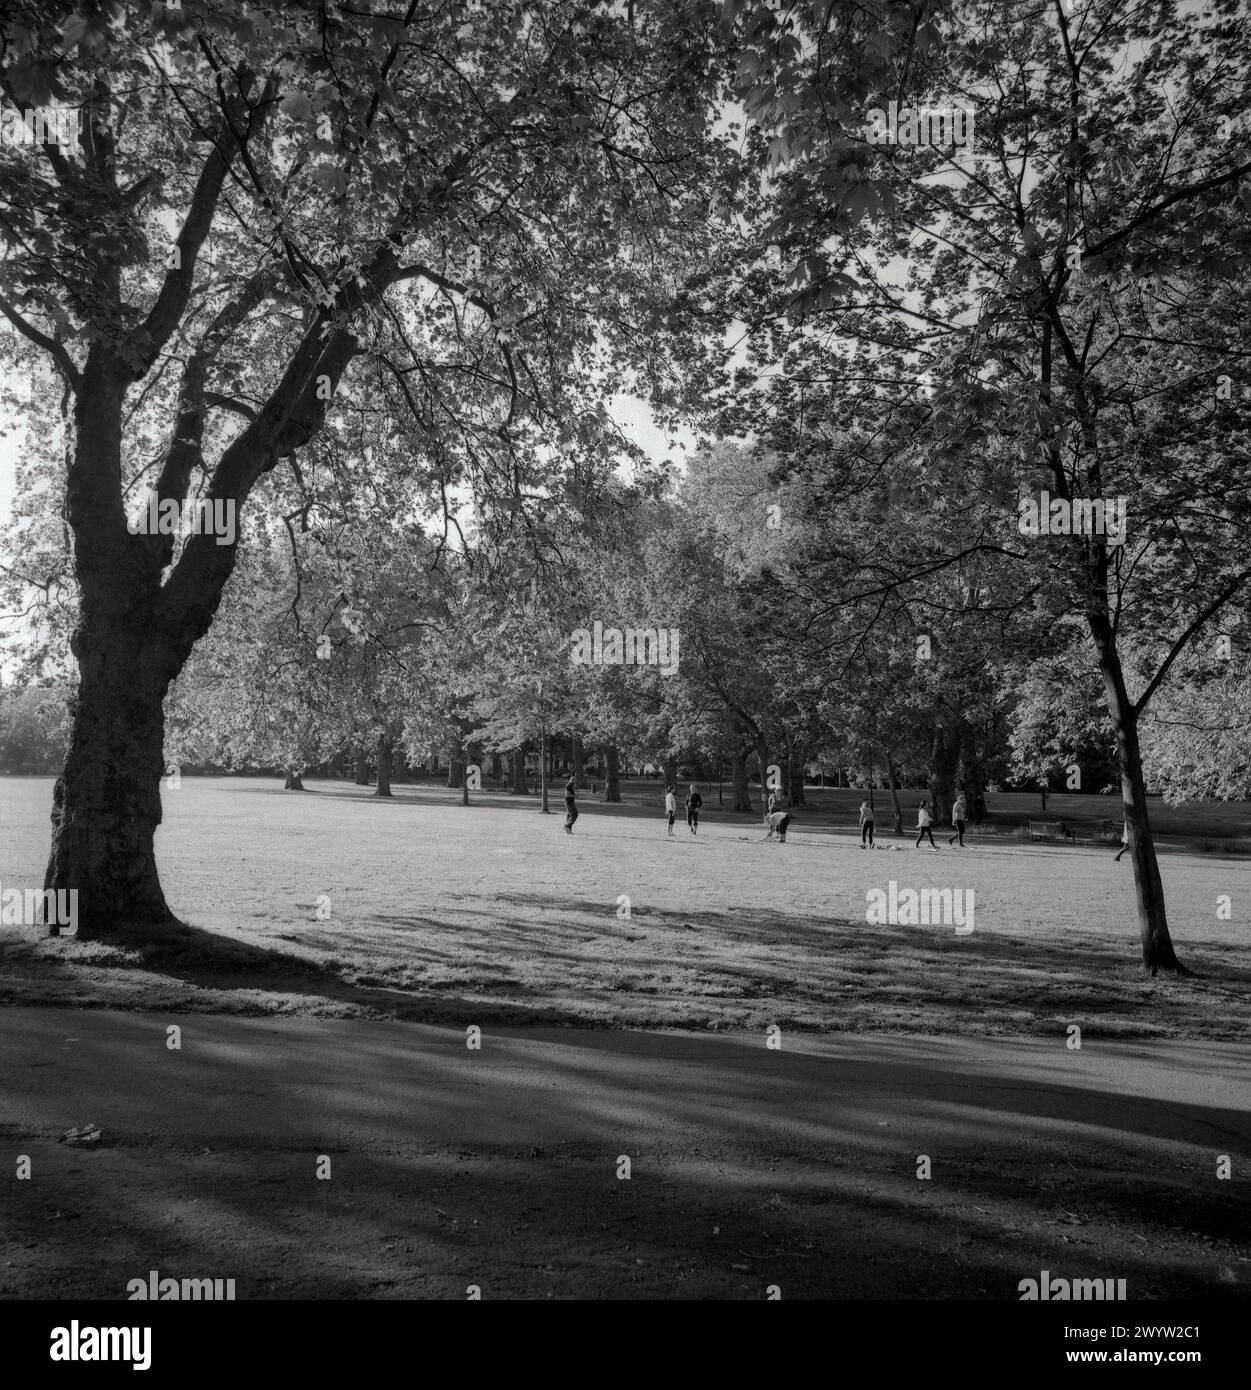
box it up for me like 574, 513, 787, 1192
59, 1124, 101, 1146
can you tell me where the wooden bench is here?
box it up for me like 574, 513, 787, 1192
1028, 821, 1076, 842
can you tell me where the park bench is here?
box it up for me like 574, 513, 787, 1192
1028, 821, 1076, 842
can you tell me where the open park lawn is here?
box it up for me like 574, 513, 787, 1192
2, 779, 1249, 1300
2, 777, 1249, 1040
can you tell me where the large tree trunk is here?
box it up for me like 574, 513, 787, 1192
354, 746, 370, 785
572, 735, 586, 789
603, 745, 622, 802
929, 724, 960, 825
43, 351, 182, 939
1092, 624, 1184, 974
44, 659, 172, 939
42, 201, 369, 939
958, 741, 987, 823
375, 734, 394, 798
662, 754, 677, 787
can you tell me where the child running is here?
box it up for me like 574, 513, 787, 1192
858, 799, 875, 848
916, 800, 938, 851
685, 785, 702, 835
665, 784, 677, 838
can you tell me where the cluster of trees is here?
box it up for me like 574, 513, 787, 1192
2, 0, 1249, 976
0, 687, 66, 772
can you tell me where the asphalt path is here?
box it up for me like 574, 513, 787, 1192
2, 1008, 1249, 1299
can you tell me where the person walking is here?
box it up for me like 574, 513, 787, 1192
858, 798, 875, 849
665, 784, 677, 838
1115, 820, 1130, 862
685, 785, 702, 835
916, 800, 938, 851
948, 791, 967, 847
563, 776, 578, 834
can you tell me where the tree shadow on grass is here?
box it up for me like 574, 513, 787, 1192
0, 918, 602, 1029
481, 893, 1251, 1025
3, 1016, 1249, 1299
5, 883, 1249, 1039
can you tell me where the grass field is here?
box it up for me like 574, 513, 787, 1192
1, 776, 1250, 1040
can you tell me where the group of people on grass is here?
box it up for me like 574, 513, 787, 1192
562, 775, 1132, 857
563, 778, 706, 837
860, 792, 968, 851
562, 776, 975, 847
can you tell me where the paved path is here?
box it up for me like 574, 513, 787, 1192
2, 1008, 1249, 1299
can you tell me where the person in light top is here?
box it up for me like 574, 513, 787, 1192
1116, 820, 1130, 862
858, 799, 875, 849
665, 785, 677, 838
948, 791, 967, 847
915, 800, 938, 850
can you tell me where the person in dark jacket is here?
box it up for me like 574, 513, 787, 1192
685, 785, 703, 835
563, 777, 578, 834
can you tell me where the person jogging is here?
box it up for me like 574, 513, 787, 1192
563, 776, 578, 834
916, 800, 938, 850
948, 791, 967, 847
766, 809, 793, 843
858, 799, 875, 849
665, 785, 677, 838
685, 785, 702, 836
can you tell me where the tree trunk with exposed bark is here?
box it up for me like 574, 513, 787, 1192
731, 748, 753, 813
1091, 619, 1185, 974
375, 734, 393, 798
603, 745, 621, 802
885, 754, 904, 835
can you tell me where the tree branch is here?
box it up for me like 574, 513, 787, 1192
1133, 567, 1251, 717
0, 294, 81, 391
